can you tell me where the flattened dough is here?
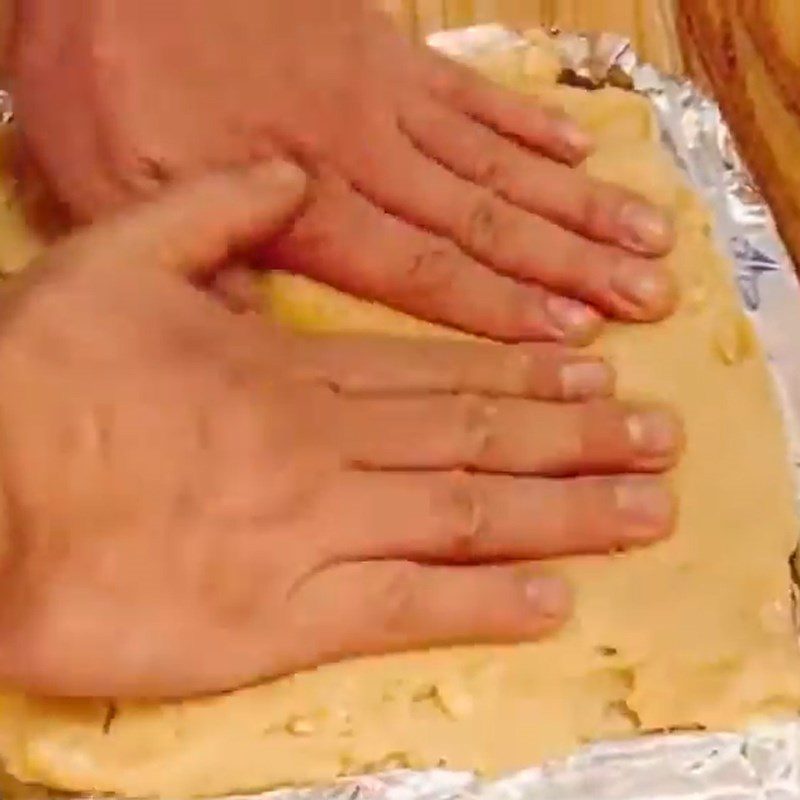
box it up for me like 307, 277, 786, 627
1, 40, 800, 799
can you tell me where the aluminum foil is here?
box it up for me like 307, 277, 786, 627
7, 23, 800, 800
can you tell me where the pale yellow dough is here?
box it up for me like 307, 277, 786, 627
1, 40, 800, 799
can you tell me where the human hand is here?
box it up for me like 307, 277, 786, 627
14, 0, 676, 345
0, 161, 681, 699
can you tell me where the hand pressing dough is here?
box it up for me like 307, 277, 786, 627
2, 42, 800, 799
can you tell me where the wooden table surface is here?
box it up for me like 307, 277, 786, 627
384, 0, 682, 72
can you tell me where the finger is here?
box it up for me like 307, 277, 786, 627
424, 50, 593, 165
354, 139, 677, 322
208, 264, 263, 313
63, 159, 309, 278
322, 472, 675, 562
336, 397, 683, 475
294, 561, 571, 658
263, 173, 602, 344
291, 337, 614, 401
402, 100, 674, 256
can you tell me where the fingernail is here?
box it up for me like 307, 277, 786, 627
524, 575, 571, 618
558, 121, 594, 159
627, 408, 682, 458
610, 261, 673, 313
561, 360, 614, 399
619, 203, 674, 253
615, 478, 675, 540
545, 295, 602, 342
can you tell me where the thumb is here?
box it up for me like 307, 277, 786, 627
66, 159, 308, 278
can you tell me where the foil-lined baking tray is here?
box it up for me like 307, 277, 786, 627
5, 23, 800, 800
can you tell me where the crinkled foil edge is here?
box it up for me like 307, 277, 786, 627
7, 24, 800, 800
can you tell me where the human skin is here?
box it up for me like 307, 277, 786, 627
0, 160, 681, 699
11, 0, 677, 345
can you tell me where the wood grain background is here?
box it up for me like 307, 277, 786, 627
382, 0, 682, 72
677, 0, 800, 264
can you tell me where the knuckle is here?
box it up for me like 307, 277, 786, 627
400, 247, 461, 303
473, 150, 513, 194
434, 472, 486, 558
132, 155, 172, 191
375, 562, 419, 630
460, 191, 501, 254
457, 395, 499, 466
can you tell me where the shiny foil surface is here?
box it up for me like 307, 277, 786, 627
4, 25, 800, 800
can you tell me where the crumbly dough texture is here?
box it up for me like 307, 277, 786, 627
1, 39, 800, 799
